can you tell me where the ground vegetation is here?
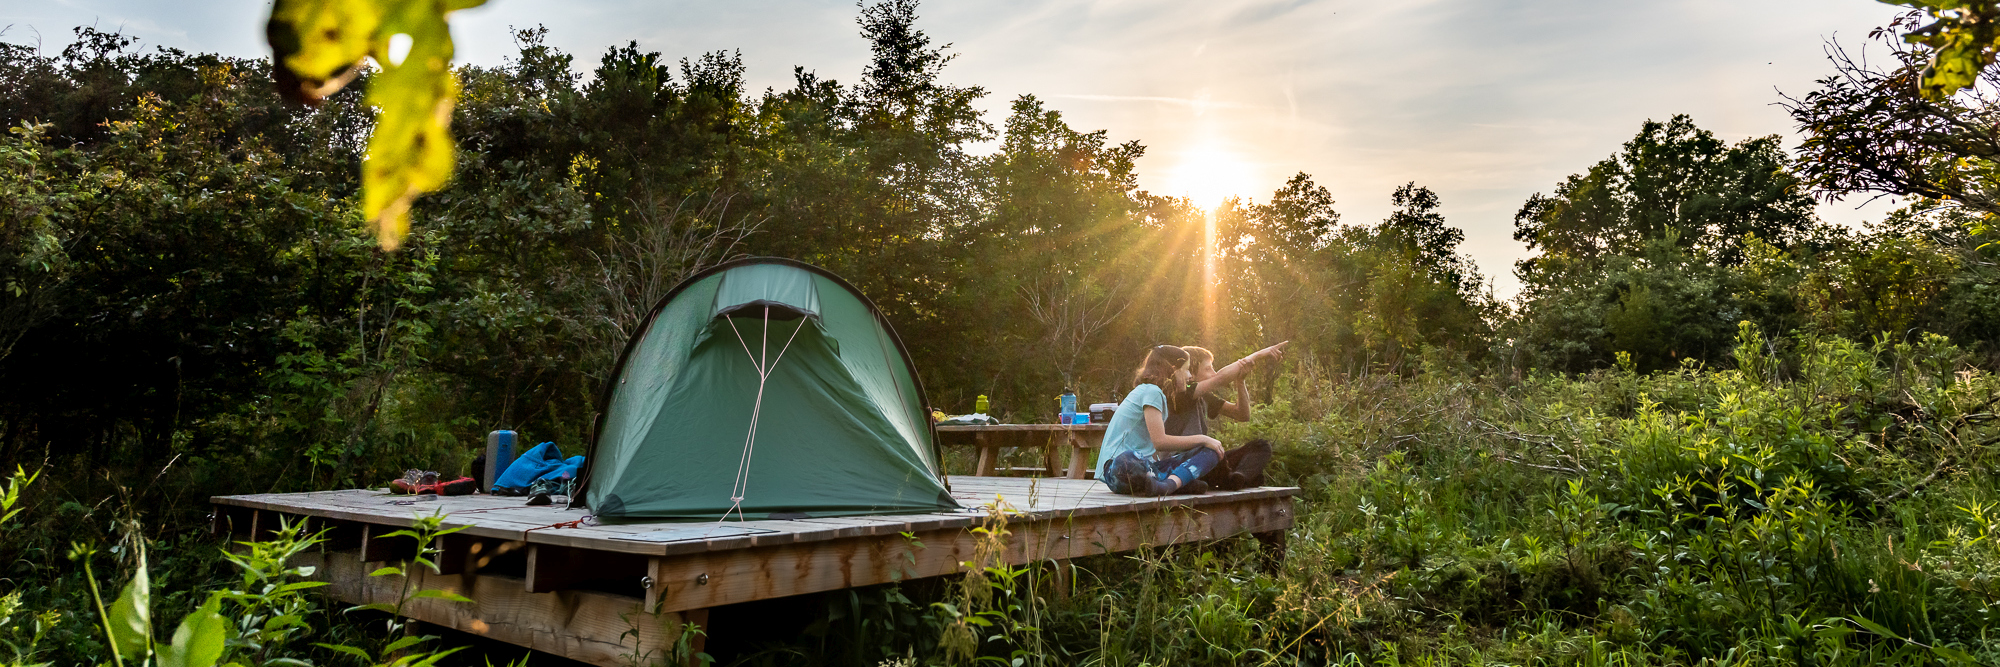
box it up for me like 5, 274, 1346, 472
0, 2, 1998, 665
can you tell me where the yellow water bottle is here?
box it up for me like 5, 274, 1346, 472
975, 394, 990, 414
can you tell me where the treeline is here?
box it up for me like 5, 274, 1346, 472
1, 2, 1996, 501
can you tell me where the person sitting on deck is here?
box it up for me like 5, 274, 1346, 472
1169, 343, 1288, 491
1096, 345, 1226, 497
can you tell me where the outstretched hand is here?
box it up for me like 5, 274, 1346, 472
1253, 341, 1289, 367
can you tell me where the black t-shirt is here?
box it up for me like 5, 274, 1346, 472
1164, 381, 1225, 437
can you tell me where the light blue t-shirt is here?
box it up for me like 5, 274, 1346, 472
1095, 383, 1168, 473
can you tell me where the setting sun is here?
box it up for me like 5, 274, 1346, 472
1152, 139, 1257, 345
1156, 141, 1259, 211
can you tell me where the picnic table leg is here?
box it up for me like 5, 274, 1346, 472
975, 432, 995, 477
1066, 431, 1090, 479
1043, 432, 1061, 477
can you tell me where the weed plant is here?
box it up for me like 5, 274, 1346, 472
763, 326, 1999, 666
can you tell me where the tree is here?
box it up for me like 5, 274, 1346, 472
1785, 17, 2000, 225
1227, 174, 1343, 366
1257, 172, 1342, 253
1514, 115, 1820, 285
984, 95, 1146, 390
1378, 182, 1475, 291
0, 124, 78, 366
1886, 1, 2000, 99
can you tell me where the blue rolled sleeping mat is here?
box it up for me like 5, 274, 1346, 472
492, 442, 585, 495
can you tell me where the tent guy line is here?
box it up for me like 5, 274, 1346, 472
720, 306, 808, 527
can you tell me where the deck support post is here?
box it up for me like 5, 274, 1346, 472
1252, 530, 1287, 573
361, 524, 416, 563
680, 607, 710, 667
301, 549, 700, 667
248, 509, 279, 542
1046, 559, 1073, 600
526, 544, 573, 593
432, 534, 472, 576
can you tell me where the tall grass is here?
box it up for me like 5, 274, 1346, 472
7, 325, 1999, 666
836, 326, 2000, 666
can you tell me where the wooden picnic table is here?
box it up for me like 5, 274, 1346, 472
936, 423, 1107, 479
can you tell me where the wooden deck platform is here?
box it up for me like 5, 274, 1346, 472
211, 477, 1296, 666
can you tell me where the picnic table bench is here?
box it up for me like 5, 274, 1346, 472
936, 423, 1106, 479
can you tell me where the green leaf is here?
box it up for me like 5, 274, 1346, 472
263, 613, 308, 634
400, 646, 466, 667
264, 0, 483, 249
369, 566, 405, 577
383, 635, 429, 653
270, 581, 330, 594
1932, 644, 1978, 663
158, 595, 229, 667
407, 589, 474, 603
1848, 614, 1905, 641
360, 0, 458, 251
265, 0, 381, 102
312, 642, 375, 660
107, 548, 153, 663
1891, 1, 2000, 99
345, 602, 400, 614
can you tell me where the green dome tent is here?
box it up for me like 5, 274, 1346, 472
579, 258, 959, 522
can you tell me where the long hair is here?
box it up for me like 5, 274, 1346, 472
1133, 345, 1189, 393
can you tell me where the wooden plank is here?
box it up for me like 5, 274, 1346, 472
298, 548, 701, 667
215, 482, 1298, 558
642, 494, 1294, 614
937, 424, 1107, 433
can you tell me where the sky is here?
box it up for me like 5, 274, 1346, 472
4, 0, 1917, 297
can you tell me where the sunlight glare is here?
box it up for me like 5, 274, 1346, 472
1154, 141, 1258, 347
1157, 143, 1258, 212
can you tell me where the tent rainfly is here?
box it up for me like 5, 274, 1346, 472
579, 258, 959, 522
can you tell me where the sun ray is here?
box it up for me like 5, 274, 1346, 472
1155, 140, 1254, 346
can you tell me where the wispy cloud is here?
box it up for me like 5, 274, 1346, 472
1046, 93, 1253, 110
7, 0, 1921, 296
